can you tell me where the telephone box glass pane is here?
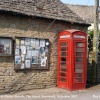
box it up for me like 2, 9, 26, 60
61, 73, 66, 77
76, 78, 83, 82
61, 47, 66, 51
61, 42, 67, 46
75, 73, 82, 77
76, 48, 84, 52
61, 57, 66, 61
76, 58, 83, 62
61, 52, 67, 56
75, 68, 83, 73
60, 78, 66, 82
76, 43, 84, 47
60, 67, 66, 72
76, 53, 83, 57
75, 63, 83, 67
61, 62, 66, 66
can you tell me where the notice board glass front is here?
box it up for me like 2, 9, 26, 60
14, 37, 50, 70
0, 37, 12, 56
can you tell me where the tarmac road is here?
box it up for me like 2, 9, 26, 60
0, 85, 100, 100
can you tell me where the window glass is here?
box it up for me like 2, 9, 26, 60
76, 48, 84, 52
60, 78, 66, 82
75, 68, 83, 73
76, 43, 84, 47
61, 42, 67, 46
61, 57, 66, 61
60, 67, 66, 72
76, 53, 83, 57
75, 73, 82, 77
76, 58, 83, 62
61, 73, 66, 77
61, 62, 66, 66
61, 52, 67, 56
75, 63, 83, 67
61, 47, 66, 51
0, 38, 12, 55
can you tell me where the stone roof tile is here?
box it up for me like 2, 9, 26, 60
0, 0, 89, 25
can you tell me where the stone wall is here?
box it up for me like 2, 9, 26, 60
0, 12, 87, 94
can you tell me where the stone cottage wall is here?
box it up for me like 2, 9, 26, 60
0, 12, 87, 94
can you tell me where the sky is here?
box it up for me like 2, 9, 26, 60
60, 0, 95, 6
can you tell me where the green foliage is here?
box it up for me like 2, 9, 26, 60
88, 29, 100, 52
88, 30, 93, 52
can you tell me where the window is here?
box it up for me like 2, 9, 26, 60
14, 37, 50, 70
0, 37, 12, 56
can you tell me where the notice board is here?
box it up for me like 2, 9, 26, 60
14, 37, 50, 70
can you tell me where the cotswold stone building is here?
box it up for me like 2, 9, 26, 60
0, 0, 89, 94
66, 4, 100, 30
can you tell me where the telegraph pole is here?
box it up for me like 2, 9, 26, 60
91, 0, 99, 83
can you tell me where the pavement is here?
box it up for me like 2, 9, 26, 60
1, 85, 100, 100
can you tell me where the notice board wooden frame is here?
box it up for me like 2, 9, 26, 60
14, 37, 50, 70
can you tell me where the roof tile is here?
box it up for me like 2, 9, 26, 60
0, 0, 89, 25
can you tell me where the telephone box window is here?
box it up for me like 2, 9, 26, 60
76, 48, 84, 52
61, 47, 66, 51
75, 73, 82, 77
76, 53, 83, 57
61, 52, 67, 56
75, 68, 83, 73
60, 78, 66, 82
75, 63, 83, 67
61, 62, 66, 66
61, 57, 66, 61
60, 67, 66, 72
61, 73, 66, 77
76, 58, 83, 62
76, 43, 84, 47
0, 37, 12, 56
61, 42, 67, 46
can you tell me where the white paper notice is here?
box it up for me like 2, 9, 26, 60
35, 39, 39, 49
21, 55, 25, 61
32, 50, 39, 57
15, 48, 19, 55
25, 38, 30, 45
31, 39, 36, 46
41, 57, 47, 67
21, 63, 25, 69
25, 60, 31, 68
20, 46, 26, 54
15, 56, 21, 64
27, 50, 32, 58
21, 39, 25, 45
40, 40, 45, 47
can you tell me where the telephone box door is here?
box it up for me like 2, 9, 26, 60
57, 40, 70, 89
72, 40, 86, 89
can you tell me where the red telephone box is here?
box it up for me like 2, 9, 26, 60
57, 29, 87, 91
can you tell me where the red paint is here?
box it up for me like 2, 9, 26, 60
57, 29, 87, 91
